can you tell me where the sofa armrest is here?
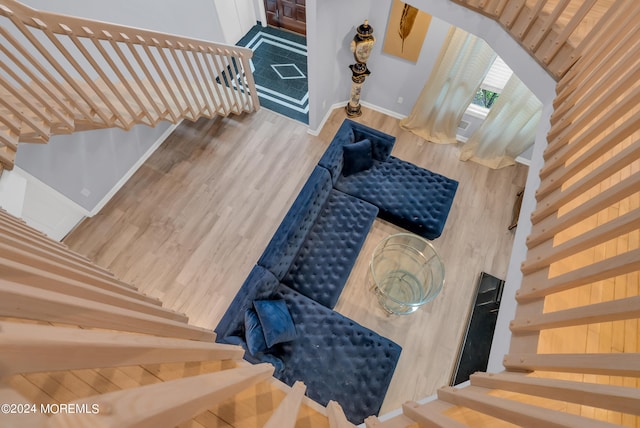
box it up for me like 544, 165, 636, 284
350, 120, 396, 162
214, 265, 281, 340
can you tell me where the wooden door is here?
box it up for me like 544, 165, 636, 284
264, 0, 306, 35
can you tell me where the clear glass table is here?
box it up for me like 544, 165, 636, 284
370, 233, 445, 315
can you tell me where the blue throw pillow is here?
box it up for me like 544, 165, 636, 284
253, 299, 297, 348
244, 309, 267, 355
343, 139, 373, 177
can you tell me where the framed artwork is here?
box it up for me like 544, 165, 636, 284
382, 0, 432, 62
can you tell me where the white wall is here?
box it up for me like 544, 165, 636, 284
20, 0, 226, 42
12, 0, 229, 216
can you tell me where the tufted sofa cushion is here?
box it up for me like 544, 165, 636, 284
271, 284, 401, 424
282, 189, 378, 308
258, 166, 333, 280
318, 119, 396, 184
335, 156, 459, 240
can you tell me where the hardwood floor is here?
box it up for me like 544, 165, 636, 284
64, 106, 527, 415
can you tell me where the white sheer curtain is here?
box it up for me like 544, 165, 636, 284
459, 74, 542, 169
400, 27, 496, 144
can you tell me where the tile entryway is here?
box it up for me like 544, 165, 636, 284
237, 25, 308, 124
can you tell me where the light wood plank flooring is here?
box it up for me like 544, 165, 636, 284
64, 107, 527, 415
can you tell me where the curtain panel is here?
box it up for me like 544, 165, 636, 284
459, 74, 542, 169
400, 27, 496, 144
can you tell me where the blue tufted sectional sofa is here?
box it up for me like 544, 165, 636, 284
215, 119, 458, 423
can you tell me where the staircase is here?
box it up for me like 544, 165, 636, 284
1, 0, 639, 426
0, 0, 258, 172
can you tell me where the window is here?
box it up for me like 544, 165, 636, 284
471, 56, 513, 110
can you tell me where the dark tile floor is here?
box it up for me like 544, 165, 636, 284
237, 25, 309, 124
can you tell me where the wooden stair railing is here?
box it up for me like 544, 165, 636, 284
450, 0, 624, 80
0, 206, 351, 427
0, 0, 259, 171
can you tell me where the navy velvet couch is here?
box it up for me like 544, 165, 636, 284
319, 119, 459, 240
215, 120, 458, 423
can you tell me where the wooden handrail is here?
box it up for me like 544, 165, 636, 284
0, 0, 258, 170
451, 0, 614, 80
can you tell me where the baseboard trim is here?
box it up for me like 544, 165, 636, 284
307, 101, 347, 136
360, 101, 406, 120
308, 101, 407, 137
89, 121, 180, 216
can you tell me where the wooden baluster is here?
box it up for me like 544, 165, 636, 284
0, 18, 87, 121
208, 47, 236, 115
0, 255, 187, 321
0, 229, 136, 288
0, 279, 215, 341
554, 0, 640, 93
89, 31, 155, 126
552, 52, 640, 134
167, 41, 203, 116
66, 26, 139, 129
402, 400, 468, 428
511, 295, 640, 332
47, 364, 274, 428
0, 240, 157, 301
137, 38, 181, 122
542, 92, 640, 182
0, 92, 47, 137
518, 0, 548, 40
0, 72, 52, 131
555, 3, 640, 98
152, 40, 195, 120
104, 32, 163, 124
503, 353, 640, 377
539, 109, 640, 200
327, 401, 356, 428
221, 51, 243, 113
54, 23, 130, 128
498, 0, 526, 29
491, 0, 509, 17
470, 372, 640, 416
529, 0, 571, 52
555, 0, 628, 77
239, 53, 259, 112
263, 381, 306, 428
126, 35, 176, 122
181, 45, 213, 118
525, 209, 640, 273
198, 47, 228, 116
438, 385, 625, 427
231, 49, 254, 112
540, 0, 597, 65
189, 45, 218, 117
518, 248, 640, 300
0, 321, 243, 377
532, 140, 640, 223
34, 20, 116, 126
0, 42, 73, 130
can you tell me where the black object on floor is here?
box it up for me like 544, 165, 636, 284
451, 272, 504, 385
236, 25, 308, 124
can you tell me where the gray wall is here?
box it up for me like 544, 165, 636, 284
20, 0, 225, 42
307, 0, 453, 129
16, 123, 172, 212
14, 0, 227, 213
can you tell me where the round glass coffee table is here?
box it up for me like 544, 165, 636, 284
370, 233, 444, 315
